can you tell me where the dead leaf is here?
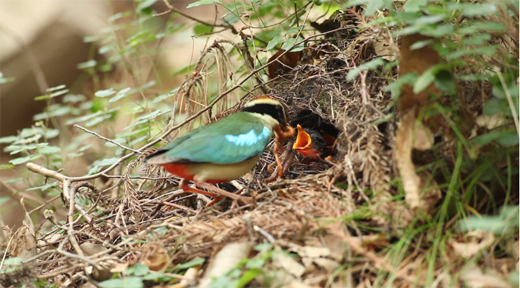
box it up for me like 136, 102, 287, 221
140, 243, 170, 271
349, 234, 391, 251
373, 32, 396, 61
288, 243, 331, 259
322, 235, 346, 261
9, 198, 36, 259
110, 262, 129, 273
80, 242, 112, 281
273, 252, 305, 278
395, 112, 422, 210
268, 49, 302, 79
450, 230, 496, 259
398, 33, 440, 113
284, 281, 320, 288
476, 113, 506, 130
413, 121, 434, 151
199, 242, 250, 288
313, 258, 340, 273
460, 263, 512, 288
178, 267, 198, 288
395, 111, 441, 212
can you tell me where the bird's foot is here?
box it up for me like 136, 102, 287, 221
180, 180, 223, 207
195, 181, 252, 206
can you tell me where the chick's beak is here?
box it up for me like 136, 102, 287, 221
292, 125, 323, 160
293, 124, 313, 150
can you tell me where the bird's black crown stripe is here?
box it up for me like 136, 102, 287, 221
241, 103, 285, 123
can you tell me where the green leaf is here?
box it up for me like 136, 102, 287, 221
86, 115, 112, 127
63, 94, 86, 103
497, 131, 519, 146
89, 157, 120, 174
46, 85, 66, 92
27, 182, 57, 192
194, 23, 213, 35
4, 177, 24, 184
142, 272, 173, 281
281, 36, 305, 52
253, 243, 272, 251
0, 136, 18, 144
3, 257, 23, 265
472, 131, 503, 146
39, 146, 62, 155
364, 0, 388, 16
77, 60, 97, 69
462, 33, 491, 46
403, 0, 428, 12
492, 83, 519, 100
457, 21, 506, 35
434, 70, 456, 93
448, 3, 497, 17
245, 258, 265, 269
0, 197, 10, 206
413, 15, 444, 25
237, 269, 260, 288
420, 24, 454, 37
410, 39, 433, 50
124, 264, 149, 276
346, 58, 385, 81
95, 88, 116, 97
286, 25, 305, 35
99, 277, 144, 288
137, 0, 158, 10
187, 0, 220, 9
175, 258, 205, 270
458, 206, 518, 235
124, 110, 168, 130
345, 0, 370, 7
0, 71, 15, 84
414, 68, 435, 94
446, 46, 498, 60
265, 35, 284, 51
0, 164, 15, 170
9, 154, 41, 165
110, 87, 132, 103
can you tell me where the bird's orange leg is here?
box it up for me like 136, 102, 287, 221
272, 125, 296, 177
195, 181, 252, 205
180, 179, 223, 207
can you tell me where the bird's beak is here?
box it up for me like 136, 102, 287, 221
293, 124, 313, 150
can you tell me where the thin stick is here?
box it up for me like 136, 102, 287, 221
74, 124, 139, 153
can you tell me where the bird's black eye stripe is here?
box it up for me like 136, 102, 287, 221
242, 103, 285, 123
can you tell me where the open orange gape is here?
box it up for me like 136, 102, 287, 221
292, 124, 337, 161
267, 122, 338, 181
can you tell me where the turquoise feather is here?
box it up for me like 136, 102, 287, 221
159, 112, 273, 164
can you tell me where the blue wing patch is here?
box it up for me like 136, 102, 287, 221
225, 127, 271, 147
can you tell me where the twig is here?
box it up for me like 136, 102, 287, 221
26, 163, 92, 223
150, 200, 197, 214
494, 67, 519, 133
254, 225, 276, 243
74, 124, 139, 153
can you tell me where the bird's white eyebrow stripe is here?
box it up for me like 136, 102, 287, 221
224, 127, 271, 146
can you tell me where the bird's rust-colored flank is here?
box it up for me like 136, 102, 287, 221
158, 163, 232, 184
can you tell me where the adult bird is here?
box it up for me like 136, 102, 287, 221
145, 96, 295, 206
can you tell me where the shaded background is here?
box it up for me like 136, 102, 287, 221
0, 0, 221, 234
